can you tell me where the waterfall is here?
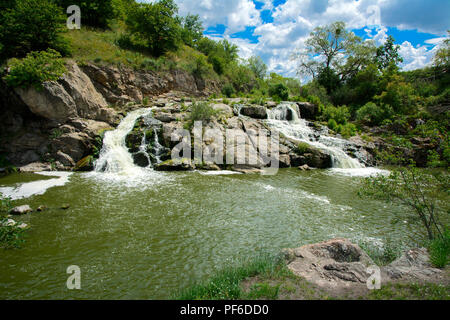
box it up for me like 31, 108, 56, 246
94, 108, 152, 174
267, 103, 363, 169
267, 102, 300, 122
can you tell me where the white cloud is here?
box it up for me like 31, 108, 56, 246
139, 0, 448, 77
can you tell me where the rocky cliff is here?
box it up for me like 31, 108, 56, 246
0, 61, 220, 171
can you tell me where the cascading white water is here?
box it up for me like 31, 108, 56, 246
94, 108, 152, 174
266, 103, 363, 169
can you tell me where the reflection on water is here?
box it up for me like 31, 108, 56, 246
0, 168, 411, 299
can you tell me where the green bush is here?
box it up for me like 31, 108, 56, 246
296, 142, 312, 154
0, 0, 69, 60
222, 83, 236, 98
327, 119, 338, 131
122, 0, 181, 57
4, 49, 66, 90
269, 83, 289, 101
337, 123, 357, 138
356, 102, 393, 126
0, 221, 27, 249
428, 230, 450, 268
186, 101, 218, 128
359, 239, 401, 266
320, 105, 350, 125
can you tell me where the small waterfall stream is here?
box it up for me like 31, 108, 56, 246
266, 103, 363, 169
94, 108, 152, 174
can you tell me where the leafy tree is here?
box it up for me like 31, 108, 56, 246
181, 14, 204, 47
297, 21, 375, 84
247, 56, 267, 79
433, 31, 450, 70
375, 36, 403, 71
227, 63, 255, 93
317, 67, 341, 94
0, 0, 69, 60
359, 165, 448, 241
356, 102, 392, 126
269, 83, 289, 101
55, 0, 116, 29
123, 0, 181, 57
350, 63, 381, 105
376, 74, 418, 114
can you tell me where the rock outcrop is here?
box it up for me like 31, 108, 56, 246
283, 239, 446, 295
0, 60, 220, 170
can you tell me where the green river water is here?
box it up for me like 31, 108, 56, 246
0, 168, 414, 299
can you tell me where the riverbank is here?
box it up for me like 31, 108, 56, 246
175, 239, 450, 300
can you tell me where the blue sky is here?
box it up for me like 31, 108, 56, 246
141, 0, 449, 79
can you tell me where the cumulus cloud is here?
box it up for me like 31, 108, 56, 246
139, 0, 448, 77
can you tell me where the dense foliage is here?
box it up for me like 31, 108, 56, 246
3, 49, 66, 90
0, 0, 69, 60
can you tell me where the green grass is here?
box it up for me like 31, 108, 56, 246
0, 223, 26, 249
428, 231, 450, 268
174, 253, 327, 300
359, 239, 401, 266
174, 253, 284, 300
367, 283, 450, 300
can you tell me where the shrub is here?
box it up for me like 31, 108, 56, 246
0, 0, 69, 60
359, 166, 448, 242
186, 101, 218, 128
0, 221, 27, 249
3, 49, 66, 90
337, 123, 357, 138
222, 83, 236, 98
428, 230, 450, 268
327, 119, 338, 131
296, 142, 311, 154
269, 83, 289, 101
359, 239, 401, 266
320, 105, 350, 125
0, 193, 12, 216
356, 102, 393, 126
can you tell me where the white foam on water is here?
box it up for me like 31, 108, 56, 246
329, 167, 390, 177
0, 172, 72, 200
198, 170, 243, 176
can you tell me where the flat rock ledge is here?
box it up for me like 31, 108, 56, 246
282, 238, 447, 296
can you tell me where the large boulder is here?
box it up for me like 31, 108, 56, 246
290, 142, 332, 169
212, 103, 233, 118
239, 105, 268, 119
296, 102, 318, 120
14, 62, 119, 125
61, 62, 115, 123
383, 248, 444, 282
283, 239, 374, 290
15, 81, 77, 122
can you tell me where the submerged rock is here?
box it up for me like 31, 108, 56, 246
10, 205, 33, 215
37, 205, 48, 212
155, 158, 196, 171
75, 155, 95, 172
